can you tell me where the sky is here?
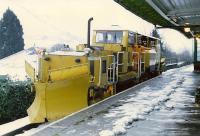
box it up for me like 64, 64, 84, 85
159, 29, 193, 54
0, 0, 193, 54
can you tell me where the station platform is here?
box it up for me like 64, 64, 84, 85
29, 65, 200, 136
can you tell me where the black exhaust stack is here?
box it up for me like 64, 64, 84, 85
87, 17, 93, 49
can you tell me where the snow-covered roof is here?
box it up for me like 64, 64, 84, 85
48, 51, 87, 56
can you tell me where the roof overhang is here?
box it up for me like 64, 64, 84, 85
115, 0, 200, 39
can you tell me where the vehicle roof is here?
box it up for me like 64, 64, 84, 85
94, 29, 160, 40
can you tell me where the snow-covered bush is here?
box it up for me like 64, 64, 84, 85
0, 75, 34, 124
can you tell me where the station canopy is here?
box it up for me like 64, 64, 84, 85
115, 0, 200, 38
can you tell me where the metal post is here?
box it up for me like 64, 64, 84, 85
193, 38, 200, 72
98, 57, 102, 86
194, 38, 197, 63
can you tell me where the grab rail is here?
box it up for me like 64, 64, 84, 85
140, 52, 146, 74
116, 51, 124, 81
107, 55, 116, 83
132, 52, 140, 78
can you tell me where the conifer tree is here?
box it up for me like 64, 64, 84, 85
152, 29, 165, 54
0, 8, 24, 59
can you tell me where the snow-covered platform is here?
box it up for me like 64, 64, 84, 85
30, 65, 200, 136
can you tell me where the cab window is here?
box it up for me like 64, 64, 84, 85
107, 32, 115, 43
128, 32, 134, 44
96, 31, 123, 44
116, 32, 123, 43
96, 32, 106, 43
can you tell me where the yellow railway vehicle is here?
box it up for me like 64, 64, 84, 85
25, 18, 164, 123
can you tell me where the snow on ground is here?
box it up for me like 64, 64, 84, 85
0, 49, 37, 81
0, 117, 30, 135
98, 78, 183, 136
0, 50, 28, 80
97, 66, 190, 136
0, 116, 49, 136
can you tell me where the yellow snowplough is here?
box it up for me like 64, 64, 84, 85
25, 17, 163, 123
